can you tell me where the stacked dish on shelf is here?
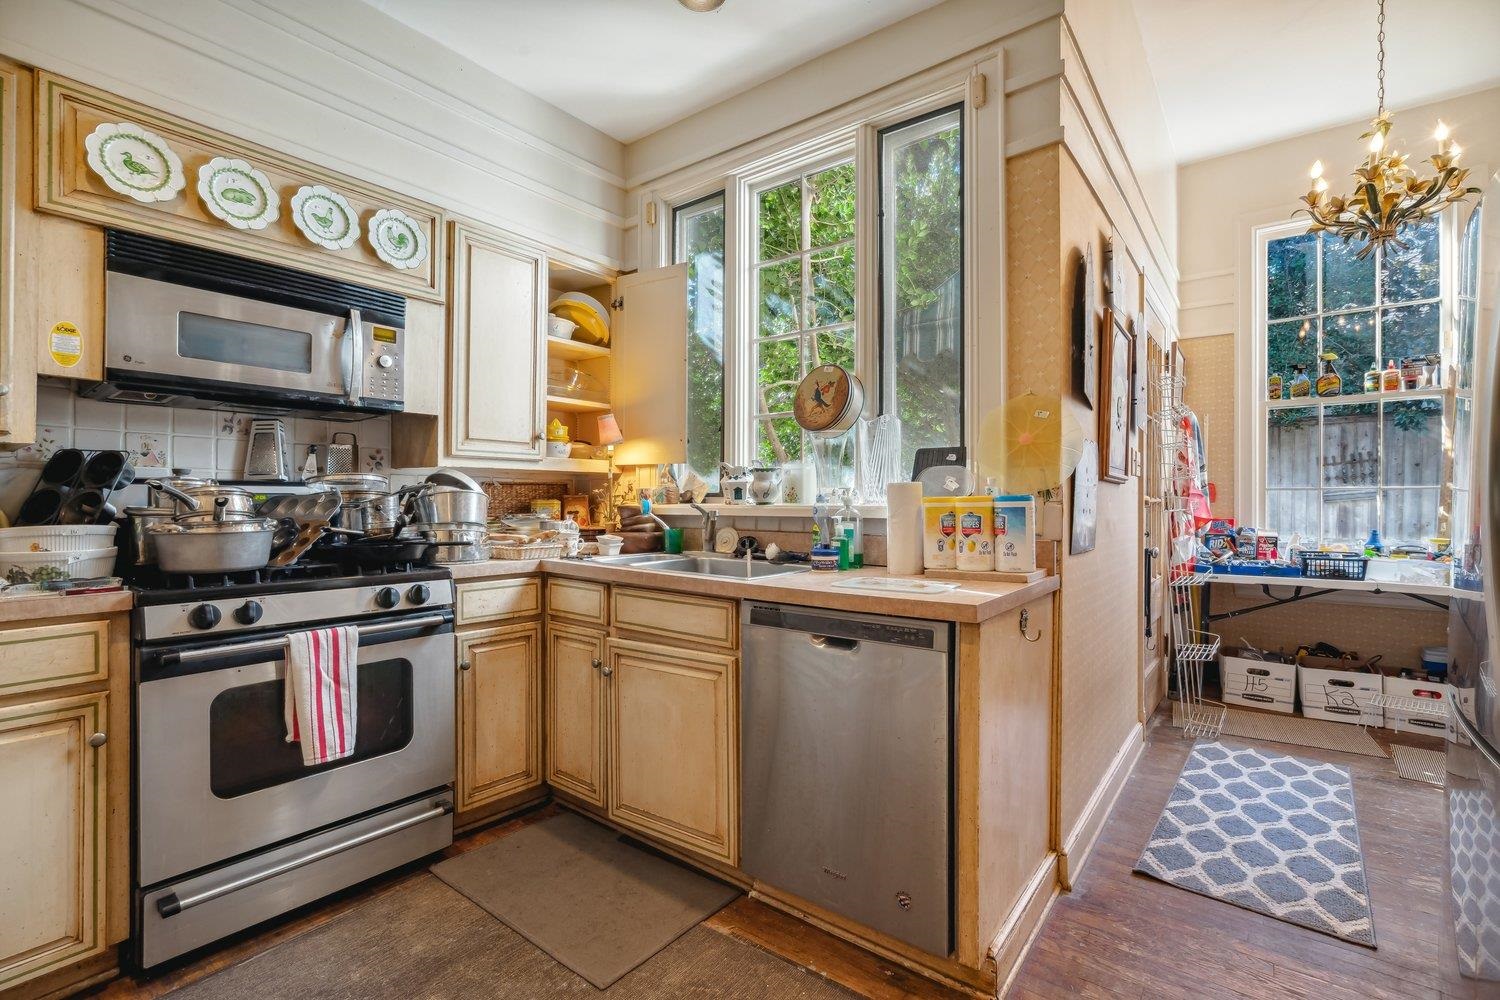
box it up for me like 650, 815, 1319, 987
547, 291, 611, 346
0, 524, 119, 585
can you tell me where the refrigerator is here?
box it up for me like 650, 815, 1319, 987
1448, 172, 1500, 988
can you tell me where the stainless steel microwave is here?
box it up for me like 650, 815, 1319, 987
84, 230, 405, 417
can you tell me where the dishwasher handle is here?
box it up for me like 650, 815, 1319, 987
808, 634, 860, 653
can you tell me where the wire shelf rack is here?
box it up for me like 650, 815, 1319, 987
1152, 369, 1224, 739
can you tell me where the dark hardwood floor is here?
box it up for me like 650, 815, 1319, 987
1009, 710, 1493, 1000
88, 708, 1490, 1000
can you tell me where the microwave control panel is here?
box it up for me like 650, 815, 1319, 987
364, 324, 403, 401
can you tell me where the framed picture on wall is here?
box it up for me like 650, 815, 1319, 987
1098, 309, 1132, 484
1070, 439, 1099, 555
1071, 244, 1097, 409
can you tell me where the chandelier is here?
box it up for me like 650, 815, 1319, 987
1296, 0, 1478, 258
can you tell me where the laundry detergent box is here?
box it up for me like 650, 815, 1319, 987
992, 494, 1036, 572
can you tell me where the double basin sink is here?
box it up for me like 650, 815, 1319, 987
592, 551, 809, 580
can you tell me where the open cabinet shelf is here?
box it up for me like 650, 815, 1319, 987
546, 394, 611, 414
547, 336, 611, 362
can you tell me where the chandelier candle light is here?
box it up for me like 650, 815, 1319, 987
1296, 0, 1478, 258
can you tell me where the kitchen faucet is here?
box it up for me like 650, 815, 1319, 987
689, 502, 717, 549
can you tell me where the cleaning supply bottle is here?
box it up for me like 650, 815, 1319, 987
1268, 371, 1284, 400
1364, 528, 1385, 558
833, 489, 863, 569
1363, 363, 1381, 393
1289, 364, 1312, 398
1383, 359, 1400, 391
1315, 352, 1342, 397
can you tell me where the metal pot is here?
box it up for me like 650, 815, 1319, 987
425, 525, 491, 564
339, 486, 424, 537
410, 486, 487, 526
151, 481, 258, 519
148, 515, 277, 573
125, 505, 176, 565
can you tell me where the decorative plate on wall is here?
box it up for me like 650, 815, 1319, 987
197, 157, 279, 230
83, 122, 186, 203
290, 185, 360, 250
368, 208, 428, 270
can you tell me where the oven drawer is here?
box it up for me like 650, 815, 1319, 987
138, 793, 452, 968
457, 577, 541, 626
0, 620, 110, 696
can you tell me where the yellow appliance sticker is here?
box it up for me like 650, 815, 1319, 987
49, 322, 82, 368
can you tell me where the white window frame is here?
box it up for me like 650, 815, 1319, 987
638, 52, 1004, 490
1242, 212, 1458, 539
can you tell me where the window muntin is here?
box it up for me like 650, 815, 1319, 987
1260, 217, 1447, 546
673, 193, 726, 489
752, 162, 857, 466
879, 107, 964, 476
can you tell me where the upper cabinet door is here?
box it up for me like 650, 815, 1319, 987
448, 221, 546, 462
0, 62, 18, 440
612, 264, 688, 467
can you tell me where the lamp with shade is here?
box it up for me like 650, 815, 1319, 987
596, 413, 624, 528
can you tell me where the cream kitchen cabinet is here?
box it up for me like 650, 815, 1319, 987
455, 621, 544, 816
445, 220, 547, 463
544, 622, 607, 807
605, 636, 738, 866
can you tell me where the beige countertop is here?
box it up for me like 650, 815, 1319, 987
448, 558, 1057, 624
0, 589, 134, 623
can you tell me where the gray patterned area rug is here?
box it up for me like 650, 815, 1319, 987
1135, 741, 1376, 947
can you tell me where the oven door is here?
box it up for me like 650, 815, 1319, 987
136, 613, 455, 887
106, 271, 356, 404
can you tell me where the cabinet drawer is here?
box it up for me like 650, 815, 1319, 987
612, 587, 737, 650
547, 578, 608, 627
0, 620, 109, 696
457, 577, 541, 625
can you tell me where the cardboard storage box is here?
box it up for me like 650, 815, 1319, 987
1219, 649, 1297, 714
1381, 672, 1453, 736
1298, 657, 1383, 726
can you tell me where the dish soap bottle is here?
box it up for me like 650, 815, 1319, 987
1289, 364, 1312, 398
1315, 352, 1342, 397
833, 489, 863, 569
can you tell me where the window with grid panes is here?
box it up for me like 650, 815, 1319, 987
1260, 217, 1447, 546
752, 161, 856, 466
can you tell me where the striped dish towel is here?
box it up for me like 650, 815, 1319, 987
283, 626, 359, 766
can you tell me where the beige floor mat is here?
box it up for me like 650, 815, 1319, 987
1391, 744, 1446, 786
1171, 701, 1388, 758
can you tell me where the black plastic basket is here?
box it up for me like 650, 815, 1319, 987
1298, 551, 1368, 581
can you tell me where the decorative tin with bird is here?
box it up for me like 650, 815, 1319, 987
793, 363, 864, 435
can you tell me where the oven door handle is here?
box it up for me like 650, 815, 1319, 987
155, 798, 453, 918
161, 613, 451, 667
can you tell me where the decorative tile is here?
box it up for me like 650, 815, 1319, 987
360, 447, 386, 473
218, 413, 251, 437
13, 426, 68, 468
124, 432, 168, 469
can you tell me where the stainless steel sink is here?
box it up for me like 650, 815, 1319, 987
591, 551, 809, 579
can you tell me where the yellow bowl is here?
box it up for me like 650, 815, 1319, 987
551, 301, 609, 346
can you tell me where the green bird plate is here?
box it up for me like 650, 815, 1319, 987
368, 208, 428, 270
291, 184, 360, 250
84, 122, 185, 203
197, 156, 279, 231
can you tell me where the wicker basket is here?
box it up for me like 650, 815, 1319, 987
490, 540, 566, 561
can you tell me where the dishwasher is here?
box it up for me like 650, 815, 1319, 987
740, 600, 953, 956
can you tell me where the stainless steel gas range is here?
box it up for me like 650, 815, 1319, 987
131, 565, 456, 968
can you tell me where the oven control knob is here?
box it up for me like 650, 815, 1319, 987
188, 604, 222, 630
375, 586, 401, 609
377, 354, 395, 369
407, 584, 430, 606
234, 600, 263, 625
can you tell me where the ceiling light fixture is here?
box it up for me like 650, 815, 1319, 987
1296, 0, 1478, 259
677, 0, 726, 10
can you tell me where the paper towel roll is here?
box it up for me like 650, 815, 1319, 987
886, 482, 925, 576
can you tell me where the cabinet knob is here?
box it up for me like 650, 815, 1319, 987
459, 659, 472, 671
601, 665, 613, 677
0, 383, 12, 397
591, 658, 602, 671
88, 731, 107, 748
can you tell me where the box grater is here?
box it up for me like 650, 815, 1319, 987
243, 419, 291, 481
325, 432, 359, 475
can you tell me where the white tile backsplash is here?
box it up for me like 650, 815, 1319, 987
11, 385, 392, 484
